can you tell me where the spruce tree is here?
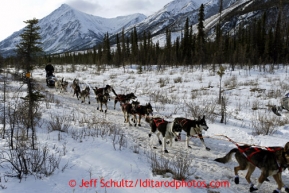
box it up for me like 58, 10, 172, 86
182, 18, 191, 65
175, 37, 181, 66
132, 27, 138, 64
197, 4, 205, 44
103, 32, 111, 65
142, 31, 147, 66
115, 33, 121, 67
16, 18, 43, 72
197, 4, 206, 65
16, 18, 43, 149
121, 28, 126, 67
273, 11, 282, 63
165, 28, 171, 65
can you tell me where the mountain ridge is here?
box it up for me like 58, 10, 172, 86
1, 0, 289, 58
0, 4, 146, 57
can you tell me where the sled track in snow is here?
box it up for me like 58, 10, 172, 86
39, 79, 289, 193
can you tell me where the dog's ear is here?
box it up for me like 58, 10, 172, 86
284, 142, 289, 153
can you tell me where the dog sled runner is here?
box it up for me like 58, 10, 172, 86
272, 94, 289, 116
45, 64, 56, 87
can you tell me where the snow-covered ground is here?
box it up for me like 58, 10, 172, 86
1, 64, 289, 193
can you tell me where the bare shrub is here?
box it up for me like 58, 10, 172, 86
242, 79, 258, 87
17, 99, 42, 134
0, 144, 61, 179
197, 74, 203, 82
224, 75, 238, 88
186, 100, 217, 123
191, 89, 198, 100
158, 77, 169, 87
44, 92, 55, 103
153, 104, 166, 113
70, 64, 76, 72
61, 160, 69, 173
149, 90, 172, 105
280, 80, 289, 92
148, 151, 173, 177
47, 114, 71, 133
147, 151, 194, 180
130, 144, 140, 154
207, 81, 212, 88
111, 128, 127, 151
170, 152, 194, 180
251, 112, 279, 135
109, 74, 117, 79
252, 99, 260, 110
173, 77, 182, 83
266, 89, 281, 99
56, 65, 64, 73
220, 96, 230, 124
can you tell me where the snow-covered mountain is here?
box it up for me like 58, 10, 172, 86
0, 0, 244, 57
1, 0, 288, 57
0, 4, 146, 57
117, 0, 242, 38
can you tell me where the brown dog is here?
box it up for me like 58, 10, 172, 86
215, 143, 289, 193
111, 89, 137, 109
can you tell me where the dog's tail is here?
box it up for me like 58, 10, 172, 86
214, 148, 238, 163
112, 88, 118, 96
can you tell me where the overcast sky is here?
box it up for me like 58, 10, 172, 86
0, 0, 172, 41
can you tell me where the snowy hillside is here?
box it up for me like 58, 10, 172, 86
0, 4, 146, 57
0, 0, 255, 57
1, 0, 285, 58
1, 64, 289, 193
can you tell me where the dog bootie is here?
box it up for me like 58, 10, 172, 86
272, 189, 281, 193
249, 186, 258, 192
234, 176, 239, 184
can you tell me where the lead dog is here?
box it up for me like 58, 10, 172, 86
146, 117, 182, 153
214, 143, 289, 193
174, 116, 210, 151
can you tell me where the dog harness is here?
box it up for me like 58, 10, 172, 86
116, 95, 126, 101
237, 146, 260, 161
153, 118, 166, 128
220, 135, 287, 173
237, 145, 285, 173
178, 119, 204, 135
179, 118, 188, 126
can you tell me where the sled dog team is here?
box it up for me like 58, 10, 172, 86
63, 79, 210, 153
53, 78, 289, 193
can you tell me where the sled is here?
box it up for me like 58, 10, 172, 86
46, 75, 56, 87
